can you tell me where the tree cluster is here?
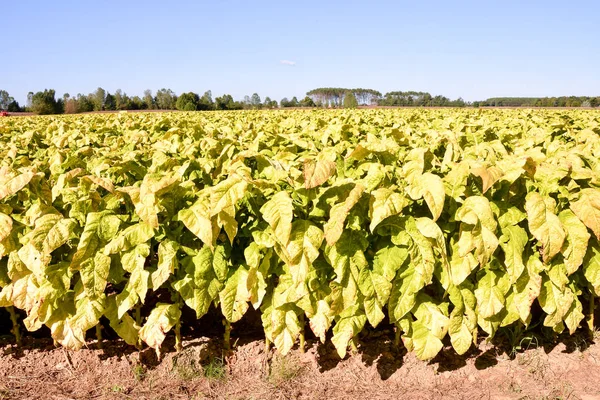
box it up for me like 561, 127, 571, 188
378, 91, 467, 107
4, 87, 600, 116
0, 90, 21, 112
475, 96, 600, 108
306, 88, 382, 107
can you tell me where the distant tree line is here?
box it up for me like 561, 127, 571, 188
0, 88, 287, 114
2, 88, 599, 115
378, 91, 467, 107
306, 88, 382, 107
475, 96, 600, 108
305, 88, 468, 107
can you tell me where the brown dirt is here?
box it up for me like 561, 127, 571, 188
1, 330, 600, 400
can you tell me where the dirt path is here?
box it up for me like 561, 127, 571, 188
1, 331, 600, 400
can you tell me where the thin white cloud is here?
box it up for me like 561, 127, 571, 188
280, 60, 296, 66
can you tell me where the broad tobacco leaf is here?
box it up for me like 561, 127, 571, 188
525, 192, 565, 263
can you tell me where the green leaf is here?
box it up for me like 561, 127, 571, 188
499, 225, 528, 283
219, 266, 250, 323
449, 242, 478, 286
65, 296, 106, 349
405, 217, 436, 281
563, 296, 584, 335
179, 197, 218, 248
104, 222, 155, 255
0, 170, 34, 200
282, 220, 324, 284
139, 303, 181, 350
324, 184, 364, 246
525, 192, 565, 263
570, 188, 600, 239
388, 265, 426, 323
410, 173, 446, 221
456, 196, 497, 231
372, 244, 409, 281
402, 320, 444, 361
172, 274, 219, 319
261, 296, 301, 355
538, 275, 574, 331
583, 242, 600, 296
260, 191, 294, 245
0, 212, 12, 243
210, 174, 248, 216
448, 285, 477, 355
325, 230, 367, 284
79, 253, 111, 297
331, 305, 366, 358
510, 254, 543, 324
150, 240, 178, 290
474, 270, 505, 318
369, 188, 408, 232
358, 268, 391, 327
71, 211, 120, 271
558, 210, 590, 274
443, 162, 469, 201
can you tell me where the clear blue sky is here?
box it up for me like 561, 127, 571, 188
3, 0, 599, 104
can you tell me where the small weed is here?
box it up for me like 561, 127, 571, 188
268, 354, 303, 387
110, 385, 124, 393
203, 356, 226, 380
573, 335, 589, 353
132, 363, 147, 382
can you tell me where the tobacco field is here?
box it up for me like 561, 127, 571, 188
1, 109, 600, 362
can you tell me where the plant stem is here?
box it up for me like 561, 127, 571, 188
135, 305, 142, 349
299, 314, 306, 353
7, 306, 21, 347
264, 337, 271, 354
223, 319, 231, 351
175, 319, 182, 352
135, 305, 142, 326
394, 324, 401, 347
589, 292, 595, 334
175, 294, 182, 352
96, 324, 103, 350
350, 336, 358, 353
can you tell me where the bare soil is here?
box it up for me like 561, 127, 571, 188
1, 328, 600, 400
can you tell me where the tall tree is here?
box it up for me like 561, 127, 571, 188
300, 96, 315, 107
156, 88, 177, 109
104, 92, 116, 110
30, 89, 61, 115
0, 90, 15, 110
343, 92, 358, 109
143, 89, 154, 109
199, 90, 214, 110
215, 94, 242, 110
176, 92, 200, 111
250, 93, 262, 109
7, 100, 20, 112
92, 87, 106, 111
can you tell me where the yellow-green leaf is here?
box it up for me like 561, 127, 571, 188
570, 188, 600, 239
260, 191, 294, 246
525, 192, 565, 263
139, 303, 181, 350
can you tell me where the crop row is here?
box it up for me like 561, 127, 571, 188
1, 109, 600, 360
